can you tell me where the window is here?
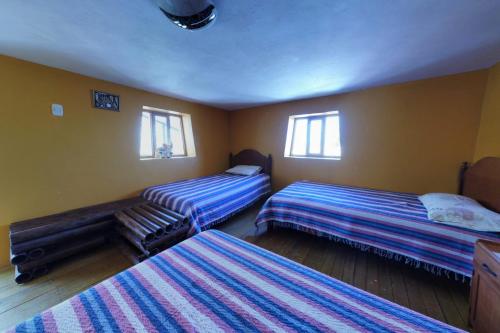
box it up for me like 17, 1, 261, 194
284, 111, 341, 159
140, 106, 196, 159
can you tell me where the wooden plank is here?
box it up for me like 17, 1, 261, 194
341, 246, 357, 285
319, 240, 344, 278
141, 205, 179, 224
353, 252, 367, 290
282, 232, 314, 264
11, 219, 114, 254
402, 266, 428, 315
149, 204, 185, 222
434, 282, 468, 330
449, 284, 471, 327
115, 211, 154, 242
10, 197, 145, 243
50, 246, 129, 285
0, 288, 64, 330
388, 264, 410, 308
376, 260, 394, 301
417, 276, 447, 323
132, 206, 173, 231
302, 238, 329, 272
144, 224, 190, 251
329, 244, 347, 280
274, 232, 300, 257
17, 236, 108, 273
419, 283, 446, 321
124, 209, 163, 235
252, 230, 284, 253
365, 252, 379, 295
52, 250, 129, 293
0, 275, 56, 314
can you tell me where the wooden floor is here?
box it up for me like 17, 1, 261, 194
0, 203, 471, 331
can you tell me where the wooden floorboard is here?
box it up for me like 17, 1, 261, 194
378, 261, 395, 302
0, 203, 471, 331
353, 252, 367, 290
434, 283, 467, 329
449, 284, 471, 327
365, 250, 380, 295
404, 264, 428, 310
0, 245, 131, 330
388, 265, 410, 308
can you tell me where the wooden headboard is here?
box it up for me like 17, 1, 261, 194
462, 157, 500, 213
229, 149, 272, 177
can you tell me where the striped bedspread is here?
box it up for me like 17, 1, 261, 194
255, 181, 500, 278
9, 230, 463, 333
142, 173, 271, 234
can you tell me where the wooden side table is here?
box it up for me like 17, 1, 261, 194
469, 240, 500, 333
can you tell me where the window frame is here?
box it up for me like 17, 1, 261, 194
140, 110, 187, 159
288, 111, 341, 159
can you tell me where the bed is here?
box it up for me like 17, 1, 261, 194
255, 157, 500, 279
8, 230, 463, 333
142, 149, 272, 234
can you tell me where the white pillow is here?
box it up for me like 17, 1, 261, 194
419, 193, 500, 232
225, 165, 262, 176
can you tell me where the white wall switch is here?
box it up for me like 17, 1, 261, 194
51, 104, 64, 117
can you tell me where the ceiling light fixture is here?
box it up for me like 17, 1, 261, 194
157, 0, 216, 31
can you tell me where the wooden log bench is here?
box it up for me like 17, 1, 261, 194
114, 203, 189, 263
9, 198, 189, 284
9, 197, 148, 284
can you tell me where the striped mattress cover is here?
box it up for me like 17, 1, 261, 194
8, 230, 464, 333
142, 173, 271, 234
255, 181, 500, 278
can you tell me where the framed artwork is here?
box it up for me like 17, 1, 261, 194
92, 90, 120, 112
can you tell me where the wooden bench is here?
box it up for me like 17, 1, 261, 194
114, 203, 189, 263
9, 197, 188, 284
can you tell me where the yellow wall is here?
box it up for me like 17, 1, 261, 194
0, 54, 495, 269
0, 55, 229, 267
230, 71, 488, 194
474, 62, 500, 160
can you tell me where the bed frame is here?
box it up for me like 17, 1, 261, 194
462, 157, 500, 213
229, 149, 272, 178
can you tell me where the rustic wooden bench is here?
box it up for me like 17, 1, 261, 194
9, 197, 188, 284
114, 203, 189, 263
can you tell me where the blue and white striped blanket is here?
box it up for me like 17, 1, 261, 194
9, 230, 464, 332
143, 173, 271, 234
256, 181, 500, 278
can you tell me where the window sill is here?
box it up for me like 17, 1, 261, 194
140, 156, 195, 161
284, 155, 341, 161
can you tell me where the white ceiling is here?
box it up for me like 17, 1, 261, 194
1, 0, 499, 110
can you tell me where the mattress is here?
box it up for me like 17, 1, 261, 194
8, 230, 463, 333
255, 181, 500, 278
142, 173, 271, 234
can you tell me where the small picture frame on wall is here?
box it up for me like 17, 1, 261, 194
92, 90, 120, 112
